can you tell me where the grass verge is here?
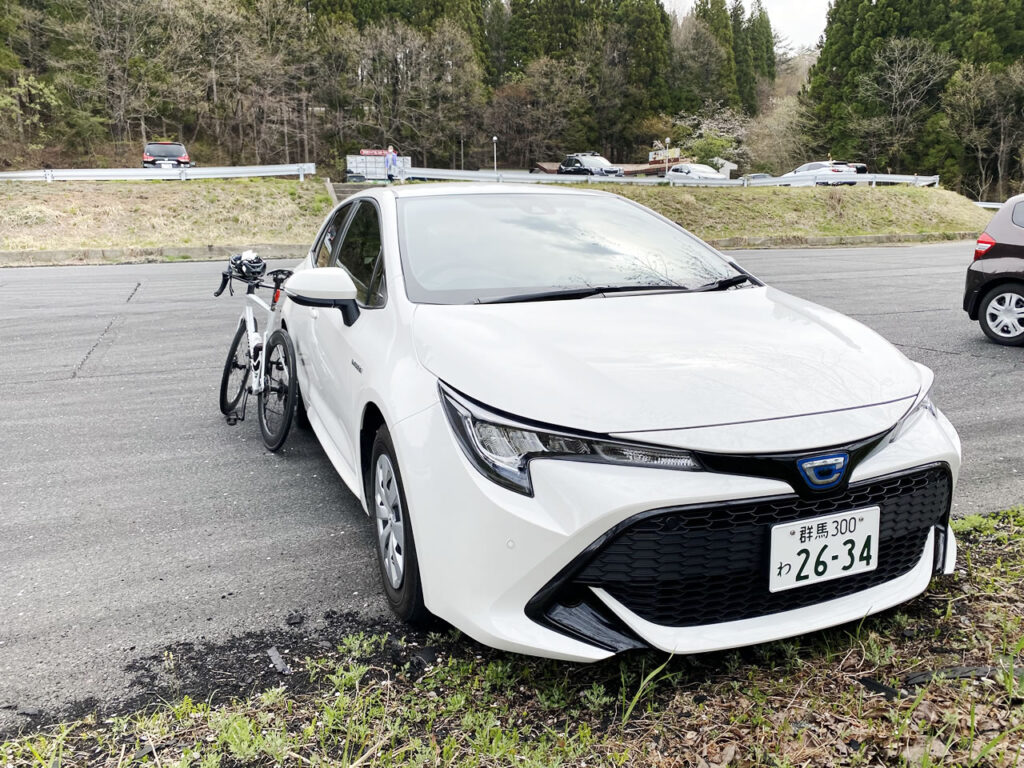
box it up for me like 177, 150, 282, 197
3, 508, 1023, 767
0, 180, 988, 257
0, 178, 332, 252
604, 185, 991, 243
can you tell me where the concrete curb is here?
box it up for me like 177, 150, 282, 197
0, 243, 309, 268
709, 231, 979, 250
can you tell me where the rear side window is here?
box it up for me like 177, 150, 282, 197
1012, 202, 1024, 228
336, 201, 383, 305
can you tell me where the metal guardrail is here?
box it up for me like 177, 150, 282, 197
402, 167, 940, 187
974, 201, 1003, 209
0, 163, 316, 182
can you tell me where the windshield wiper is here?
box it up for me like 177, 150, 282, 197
690, 274, 754, 292
475, 284, 690, 304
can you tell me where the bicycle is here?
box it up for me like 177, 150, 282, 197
214, 251, 297, 452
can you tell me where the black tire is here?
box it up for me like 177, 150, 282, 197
219, 320, 251, 415
367, 425, 429, 623
257, 329, 297, 451
979, 283, 1024, 346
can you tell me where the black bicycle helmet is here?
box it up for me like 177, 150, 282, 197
230, 251, 266, 280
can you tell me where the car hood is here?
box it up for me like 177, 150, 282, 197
411, 287, 924, 435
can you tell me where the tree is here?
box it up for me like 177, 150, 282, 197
747, 0, 774, 81
669, 13, 725, 114
693, 0, 737, 106
943, 63, 998, 199
486, 56, 589, 166
854, 37, 953, 171
730, 0, 755, 114
333, 20, 483, 165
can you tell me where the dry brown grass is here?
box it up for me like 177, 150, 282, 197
605, 184, 991, 242
0, 178, 332, 251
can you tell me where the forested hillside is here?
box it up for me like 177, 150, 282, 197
0, 0, 777, 171
806, 0, 1024, 200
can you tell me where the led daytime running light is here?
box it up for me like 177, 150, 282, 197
440, 383, 701, 496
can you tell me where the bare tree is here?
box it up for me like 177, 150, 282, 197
746, 95, 807, 174
856, 37, 953, 172
943, 63, 998, 200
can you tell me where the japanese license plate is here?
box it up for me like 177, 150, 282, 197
769, 507, 880, 593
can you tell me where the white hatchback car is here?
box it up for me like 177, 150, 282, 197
281, 184, 960, 662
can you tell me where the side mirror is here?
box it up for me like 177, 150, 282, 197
284, 268, 361, 326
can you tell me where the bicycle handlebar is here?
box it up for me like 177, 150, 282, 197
213, 270, 231, 297
214, 263, 293, 298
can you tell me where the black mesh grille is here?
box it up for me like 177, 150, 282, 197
571, 465, 951, 627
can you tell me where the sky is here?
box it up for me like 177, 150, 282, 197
672, 0, 830, 51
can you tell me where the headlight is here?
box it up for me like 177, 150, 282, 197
888, 386, 937, 444
439, 383, 702, 496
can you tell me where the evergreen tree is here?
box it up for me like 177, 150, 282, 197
730, 0, 755, 114
693, 0, 738, 106
748, 0, 774, 80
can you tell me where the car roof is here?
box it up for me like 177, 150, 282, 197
146, 141, 184, 145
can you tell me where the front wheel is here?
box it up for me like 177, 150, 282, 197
368, 426, 429, 623
258, 329, 297, 451
979, 284, 1024, 346
219, 320, 251, 415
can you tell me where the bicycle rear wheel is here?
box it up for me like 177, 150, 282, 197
219, 320, 252, 415
258, 329, 297, 451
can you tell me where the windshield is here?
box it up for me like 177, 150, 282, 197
579, 156, 612, 168
145, 143, 185, 157
397, 193, 739, 304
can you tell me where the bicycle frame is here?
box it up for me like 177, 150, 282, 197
240, 285, 281, 397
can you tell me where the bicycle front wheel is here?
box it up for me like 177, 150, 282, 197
258, 329, 297, 451
219, 320, 252, 415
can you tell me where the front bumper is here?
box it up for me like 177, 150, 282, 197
392, 401, 961, 662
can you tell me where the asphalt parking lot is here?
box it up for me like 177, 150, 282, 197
2, 240, 1022, 731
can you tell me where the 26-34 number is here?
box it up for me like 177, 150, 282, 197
795, 536, 873, 582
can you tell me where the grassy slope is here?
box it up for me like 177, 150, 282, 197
0, 178, 332, 252
607, 185, 990, 242
3, 509, 1022, 767
0, 180, 989, 254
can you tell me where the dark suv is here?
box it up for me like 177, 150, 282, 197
557, 152, 624, 177
963, 193, 1024, 345
142, 142, 193, 168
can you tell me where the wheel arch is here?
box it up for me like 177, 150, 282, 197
360, 402, 387, 513
974, 277, 1024, 319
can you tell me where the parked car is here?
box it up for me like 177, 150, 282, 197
742, 172, 775, 182
557, 152, 624, 177
667, 163, 728, 181
779, 161, 866, 186
279, 183, 960, 661
963, 193, 1024, 345
142, 142, 193, 168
